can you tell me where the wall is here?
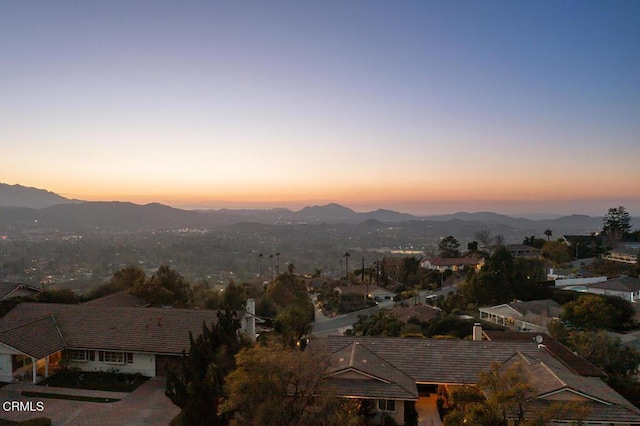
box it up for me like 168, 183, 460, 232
0, 353, 13, 383
554, 277, 607, 287
69, 351, 156, 377
0, 343, 24, 383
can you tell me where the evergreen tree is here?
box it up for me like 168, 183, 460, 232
165, 310, 249, 425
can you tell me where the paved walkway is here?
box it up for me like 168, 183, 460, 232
0, 377, 180, 425
416, 395, 443, 426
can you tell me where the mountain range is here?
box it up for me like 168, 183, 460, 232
0, 183, 636, 235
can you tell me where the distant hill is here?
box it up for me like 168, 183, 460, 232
0, 183, 79, 209
1, 183, 638, 235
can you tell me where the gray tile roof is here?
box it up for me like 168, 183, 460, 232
326, 341, 418, 400
508, 299, 561, 318
483, 331, 604, 377
589, 276, 640, 292
314, 336, 640, 424
0, 302, 234, 355
0, 316, 65, 359
320, 336, 550, 385
0, 283, 42, 300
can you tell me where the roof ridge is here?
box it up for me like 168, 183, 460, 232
539, 361, 567, 388
49, 314, 67, 348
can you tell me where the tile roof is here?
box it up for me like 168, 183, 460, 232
0, 302, 234, 355
0, 316, 65, 359
503, 352, 640, 423
315, 335, 640, 424
482, 331, 605, 377
319, 336, 556, 385
507, 299, 562, 318
589, 276, 640, 292
325, 341, 418, 400
0, 283, 42, 300
84, 291, 150, 308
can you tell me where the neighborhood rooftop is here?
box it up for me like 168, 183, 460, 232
0, 302, 235, 355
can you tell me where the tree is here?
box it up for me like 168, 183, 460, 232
165, 310, 249, 425
219, 343, 340, 425
86, 265, 146, 300
438, 236, 461, 258
561, 294, 634, 331
343, 252, 351, 278
540, 241, 571, 265
494, 234, 505, 246
603, 206, 632, 248
129, 265, 192, 307
543, 229, 553, 242
351, 310, 404, 337
461, 246, 515, 306
475, 230, 494, 248
273, 305, 313, 348
444, 361, 589, 426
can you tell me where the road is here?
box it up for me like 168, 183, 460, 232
311, 285, 456, 337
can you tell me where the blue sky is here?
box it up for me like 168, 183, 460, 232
1, 1, 639, 215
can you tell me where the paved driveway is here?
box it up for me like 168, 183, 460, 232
0, 377, 180, 425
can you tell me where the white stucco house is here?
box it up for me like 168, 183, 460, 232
0, 299, 255, 384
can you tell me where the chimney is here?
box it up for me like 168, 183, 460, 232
473, 323, 483, 341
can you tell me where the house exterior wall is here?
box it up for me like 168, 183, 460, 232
0, 343, 26, 383
554, 277, 607, 287
68, 350, 156, 377
587, 288, 632, 302
376, 399, 405, 425
0, 353, 13, 383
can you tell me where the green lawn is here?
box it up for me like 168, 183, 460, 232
37, 371, 148, 393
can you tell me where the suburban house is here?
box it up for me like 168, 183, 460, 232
0, 300, 256, 384
312, 329, 640, 425
577, 276, 640, 303
0, 283, 42, 301
483, 244, 540, 259
605, 245, 640, 264
332, 285, 395, 301
478, 299, 562, 332
420, 256, 485, 272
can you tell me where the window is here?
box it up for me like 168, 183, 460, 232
126, 352, 133, 363
103, 351, 125, 364
67, 349, 88, 362
378, 399, 396, 412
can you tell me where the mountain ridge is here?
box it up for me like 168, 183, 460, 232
2, 182, 637, 234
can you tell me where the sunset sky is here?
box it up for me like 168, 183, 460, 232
2, 1, 639, 216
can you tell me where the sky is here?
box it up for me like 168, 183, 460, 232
1, 1, 639, 216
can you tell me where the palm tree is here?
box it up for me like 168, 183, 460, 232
343, 252, 351, 279
544, 229, 553, 242
269, 254, 274, 282
275, 252, 280, 276
258, 253, 264, 280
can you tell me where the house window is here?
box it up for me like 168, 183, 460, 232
67, 349, 88, 362
103, 351, 125, 364
126, 353, 133, 363
378, 399, 396, 412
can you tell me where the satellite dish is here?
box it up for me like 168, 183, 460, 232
535, 335, 544, 344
